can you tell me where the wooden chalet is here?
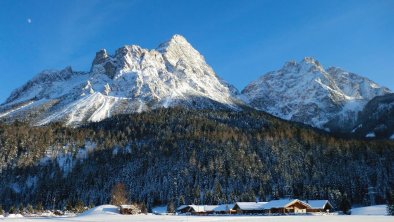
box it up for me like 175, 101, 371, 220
262, 199, 310, 214
210, 204, 236, 214
304, 200, 333, 213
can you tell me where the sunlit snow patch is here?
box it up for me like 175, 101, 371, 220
365, 132, 375, 138
0, 101, 34, 118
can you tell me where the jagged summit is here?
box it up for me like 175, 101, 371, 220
157, 34, 191, 49
241, 57, 391, 132
301, 56, 320, 65
91, 49, 108, 67
90, 35, 208, 80
0, 35, 241, 126
280, 57, 324, 75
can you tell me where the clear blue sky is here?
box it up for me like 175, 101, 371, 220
0, 0, 393, 103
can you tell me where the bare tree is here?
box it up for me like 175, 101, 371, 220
110, 183, 128, 206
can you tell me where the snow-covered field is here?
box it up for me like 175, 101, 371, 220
351, 205, 388, 215
0, 205, 391, 222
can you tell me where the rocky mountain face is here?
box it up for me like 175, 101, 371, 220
0, 36, 391, 133
0, 35, 240, 126
241, 57, 391, 132
352, 93, 394, 139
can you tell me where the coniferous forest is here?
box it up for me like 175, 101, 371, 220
0, 108, 393, 211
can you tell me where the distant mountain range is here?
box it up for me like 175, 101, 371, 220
0, 34, 392, 138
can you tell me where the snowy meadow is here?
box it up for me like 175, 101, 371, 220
0, 205, 391, 222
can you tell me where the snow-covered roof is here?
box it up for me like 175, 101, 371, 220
176, 205, 189, 211
304, 200, 332, 209
262, 199, 310, 209
235, 202, 267, 210
211, 204, 235, 212
179, 200, 329, 212
201, 205, 217, 212
177, 204, 235, 212
190, 205, 205, 212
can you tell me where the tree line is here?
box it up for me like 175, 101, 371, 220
0, 108, 393, 212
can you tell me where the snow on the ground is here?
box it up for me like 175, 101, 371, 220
3, 214, 23, 218
0, 205, 391, 222
0, 215, 392, 222
152, 205, 167, 215
0, 101, 34, 118
351, 205, 387, 215
390, 134, 394, 140
78, 204, 120, 217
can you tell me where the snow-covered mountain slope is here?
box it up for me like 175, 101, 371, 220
352, 93, 394, 139
241, 57, 391, 132
0, 35, 241, 126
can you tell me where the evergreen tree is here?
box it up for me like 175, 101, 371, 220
9, 206, 16, 214
339, 195, 351, 215
140, 202, 147, 214
387, 189, 394, 216
178, 195, 185, 206
35, 202, 44, 213
193, 185, 201, 204
167, 200, 175, 213
0, 205, 3, 215
26, 204, 34, 214
205, 191, 213, 205
65, 201, 73, 212
18, 204, 24, 215
213, 180, 225, 204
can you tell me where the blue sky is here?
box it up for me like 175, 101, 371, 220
0, 0, 393, 103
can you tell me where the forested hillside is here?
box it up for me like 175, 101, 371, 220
0, 108, 393, 211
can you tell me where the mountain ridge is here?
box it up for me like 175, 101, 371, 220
0, 34, 241, 126
0, 36, 391, 133
241, 57, 391, 132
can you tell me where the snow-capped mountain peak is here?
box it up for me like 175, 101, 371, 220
0, 35, 241, 126
281, 57, 325, 75
242, 57, 391, 132
157, 34, 208, 72
157, 34, 192, 51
